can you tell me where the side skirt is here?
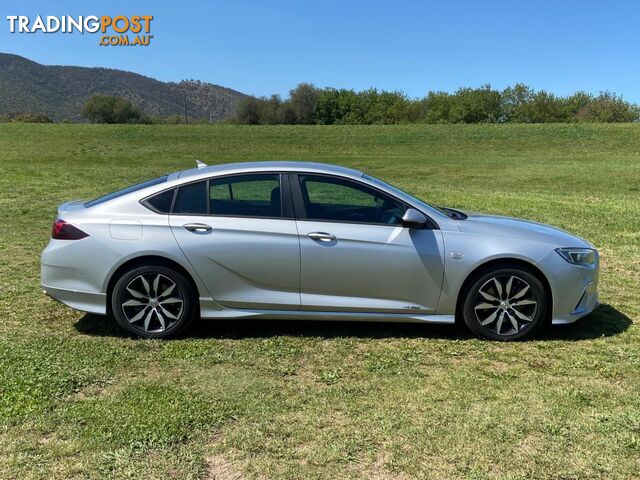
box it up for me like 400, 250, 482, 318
199, 298, 455, 324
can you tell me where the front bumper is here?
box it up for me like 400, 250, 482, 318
536, 249, 600, 325
551, 280, 599, 324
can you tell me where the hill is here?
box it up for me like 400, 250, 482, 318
0, 53, 248, 121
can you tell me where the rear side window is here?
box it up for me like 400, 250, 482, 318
209, 174, 282, 217
174, 181, 207, 214
142, 188, 175, 213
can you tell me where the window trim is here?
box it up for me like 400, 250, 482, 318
140, 170, 439, 229
158, 172, 292, 220
290, 172, 439, 229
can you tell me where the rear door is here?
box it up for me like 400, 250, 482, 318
292, 173, 444, 313
169, 173, 301, 310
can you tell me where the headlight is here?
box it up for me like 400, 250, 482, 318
555, 247, 597, 267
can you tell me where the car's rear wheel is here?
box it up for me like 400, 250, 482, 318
111, 265, 196, 339
462, 265, 547, 341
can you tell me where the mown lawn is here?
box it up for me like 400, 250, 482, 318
0, 123, 638, 479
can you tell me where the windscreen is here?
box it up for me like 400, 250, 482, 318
84, 175, 168, 207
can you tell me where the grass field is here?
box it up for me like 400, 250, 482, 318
0, 123, 638, 479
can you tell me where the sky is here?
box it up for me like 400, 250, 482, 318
2, 0, 640, 101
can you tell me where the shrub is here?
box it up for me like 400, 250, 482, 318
234, 97, 262, 125
81, 94, 142, 124
3, 112, 54, 123
576, 92, 640, 122
449, 85, 502, 123
501, 84, 534, 122
525, 91, 569, 123
564, 91, 593, 120
289, 83, 321, 125
314, 88, 359, 125
422, 91, 455, 123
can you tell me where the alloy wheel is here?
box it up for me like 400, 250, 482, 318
121, 273, 184, 333
473, 274, 538, 336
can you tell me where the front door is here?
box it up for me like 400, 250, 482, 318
293, 174, 444, 313
169, 173, 301, 310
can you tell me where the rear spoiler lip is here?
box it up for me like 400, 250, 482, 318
58, 200, 87, 214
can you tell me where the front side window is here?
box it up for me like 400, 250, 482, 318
209, 174, 282, 218
299, 175, 405, 225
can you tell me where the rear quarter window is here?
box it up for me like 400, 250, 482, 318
142, 188, 176, 213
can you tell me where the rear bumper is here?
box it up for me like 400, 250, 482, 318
42, 284, 107, 315
41, 236, 111, 315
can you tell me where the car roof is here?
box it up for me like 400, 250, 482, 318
171, 161, 364, 182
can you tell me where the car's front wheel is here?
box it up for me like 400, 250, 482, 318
462, 265, 548, 341
111, 265, 196, 339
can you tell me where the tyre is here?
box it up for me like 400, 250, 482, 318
462, 265, 548, 341
111, 265, 196, 339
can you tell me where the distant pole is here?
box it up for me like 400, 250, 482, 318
183, 93, 188, 125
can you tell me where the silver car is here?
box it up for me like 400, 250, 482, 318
41, 161, 599, 340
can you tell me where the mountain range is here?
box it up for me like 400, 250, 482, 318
0, 53, 248, 121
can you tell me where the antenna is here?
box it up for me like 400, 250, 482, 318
196, 160, 208, 169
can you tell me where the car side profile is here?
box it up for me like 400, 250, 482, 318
41, 161, 599, 340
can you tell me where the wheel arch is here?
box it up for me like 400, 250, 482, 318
455, 257, 553, 323
106, 255, 201, 317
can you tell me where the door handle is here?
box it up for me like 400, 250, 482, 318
183, 223, 212, 233
307, 232, 336, 242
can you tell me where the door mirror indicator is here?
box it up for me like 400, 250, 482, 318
402, 208, 427, 229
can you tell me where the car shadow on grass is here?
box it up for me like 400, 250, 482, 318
75, 304, 630, 341
542, 304, 632, 341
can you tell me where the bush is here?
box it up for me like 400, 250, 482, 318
449, 85, 502, 123
155, 114, 185, 125
289, 84, 320, 125
576, 92, 640, 122
234, 97, 261, 125
81, 94, 142, 124
362, 90, 415, 124
421, 92, 454, 123
1, 112, 54, 123
525, 91, 569, 123
314, 88, 359, 125
501, 84, 534, 122
564, 91, 593, 120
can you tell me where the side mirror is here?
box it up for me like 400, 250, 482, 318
402, 208, 427, 229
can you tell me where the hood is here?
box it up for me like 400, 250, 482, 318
457, 211, 590, 248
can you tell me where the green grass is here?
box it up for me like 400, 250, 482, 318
0, 123, 638, 479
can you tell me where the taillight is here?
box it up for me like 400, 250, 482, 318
52, 219, 89, 240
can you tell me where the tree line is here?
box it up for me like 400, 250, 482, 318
234, 83, 640, 125
2, 87, 638, 124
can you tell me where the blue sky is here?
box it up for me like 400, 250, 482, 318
2, 0, 640, 101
